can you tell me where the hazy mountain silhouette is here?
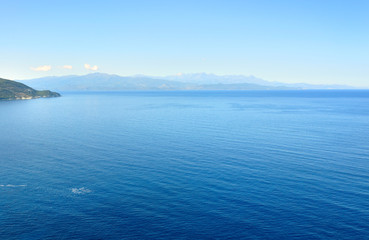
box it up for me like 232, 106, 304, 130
19, 73, 354, 91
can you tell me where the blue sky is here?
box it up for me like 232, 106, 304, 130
1, 0, 368, 86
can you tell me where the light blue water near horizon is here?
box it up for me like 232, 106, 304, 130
1, 90, 369, 239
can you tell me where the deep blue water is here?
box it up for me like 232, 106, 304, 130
1, 90, 369, 239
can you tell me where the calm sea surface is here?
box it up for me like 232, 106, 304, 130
1, 90, 369, 239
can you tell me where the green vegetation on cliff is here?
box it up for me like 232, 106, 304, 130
0, 78, 60, 100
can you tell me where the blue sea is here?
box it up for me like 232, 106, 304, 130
1, 90, 369, 239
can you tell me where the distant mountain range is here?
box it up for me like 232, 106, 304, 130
19, 73, 355, 91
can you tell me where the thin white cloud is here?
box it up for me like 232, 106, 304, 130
30, 65, 51, 71
84, 63, 98, 71
62, 65, 73, 69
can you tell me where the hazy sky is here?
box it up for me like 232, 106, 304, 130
1, 0, 368, 86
